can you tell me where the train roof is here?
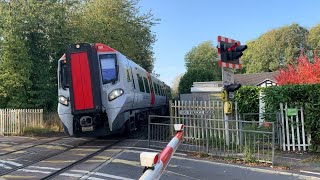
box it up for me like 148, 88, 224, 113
59, 43, 117, 60
58, 43, 169, 87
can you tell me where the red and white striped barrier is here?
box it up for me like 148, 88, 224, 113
139, 124, 184, 180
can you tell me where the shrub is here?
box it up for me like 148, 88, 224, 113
263, 84, 320, 150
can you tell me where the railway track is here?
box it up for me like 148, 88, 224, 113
0, 137, 93, 177
42, 138, 124, 179
0, 137, 38, 150
0, 137, 125, 180
0, 137, 66, 156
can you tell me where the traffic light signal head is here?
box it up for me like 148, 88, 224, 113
226, 83, 241, 92
220, 42, 247, 63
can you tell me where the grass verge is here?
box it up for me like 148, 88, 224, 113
22, 126, 63, 137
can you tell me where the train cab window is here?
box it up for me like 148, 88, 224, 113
99, 54, 118, 84
143, 77, 150, 93
59, 60, 69, 89
137, 74, 145, 92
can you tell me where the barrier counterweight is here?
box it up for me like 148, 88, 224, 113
139, 124, 184, 180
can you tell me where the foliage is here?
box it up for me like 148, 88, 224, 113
307, 23, 320, 50
275, 51, 320, 85
185, 41, 220, 72
234, 86, 261, 114
179, 41, 221, 94
0, 0, 157, 110
171, 73, 183, 99
242, 24, 308, 73
23, 127, 60, 137
178, 69, 218, 94
263, 85, 320, 150
71, 0, 157, 72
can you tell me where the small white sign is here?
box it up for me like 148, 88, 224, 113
222, 67, 234, 86
179, 110, 214, 115
228, 92, 234, 99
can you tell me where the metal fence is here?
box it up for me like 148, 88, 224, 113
0, 109, 44, 135
148, 115, 275, 165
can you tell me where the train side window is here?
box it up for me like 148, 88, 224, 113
152, 82, 157, 95
126, 69, 131, 82
149, 79, 154, 93
156, 83, 160, 95
143, 77, 150, 93
137, 74, 145, 92
158, 84, 162, 96
159, 84, 162, 96
160, 86, 164, 96
60, 60, 69, 90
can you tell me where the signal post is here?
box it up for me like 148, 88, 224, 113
217, 36, 247, 146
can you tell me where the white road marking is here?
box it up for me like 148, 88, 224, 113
72, 170, 135, 180
60, 172, 82, 178
300, 170, 320, 176
86, 177, 109, 180
0, 163, 12, 169
17, 169, 51, 174
29, 166, 61, 171
50, 143, 74, 147
123, 147, 188, 156
165, 170, 200, 180
0, 160, 22, 167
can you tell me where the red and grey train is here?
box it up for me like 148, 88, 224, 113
57, 43, 170, 136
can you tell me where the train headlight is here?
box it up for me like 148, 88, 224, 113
58, 95, 69, 106
108, 89, 124, 101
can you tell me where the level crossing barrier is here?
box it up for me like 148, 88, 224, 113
139, 124, 184, 180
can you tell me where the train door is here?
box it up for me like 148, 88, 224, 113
131, 67, 139, 107
147, 73, 155, 107
66, 43, 102, 115
125, 60, 135, 107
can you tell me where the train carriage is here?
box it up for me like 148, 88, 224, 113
58, 43, 170, 137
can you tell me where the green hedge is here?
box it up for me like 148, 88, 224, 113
263, 84, 320, 150
234, 86, 261, 114
234, 84, 320, 150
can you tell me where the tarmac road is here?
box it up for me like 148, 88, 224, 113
0, 136, 319, 180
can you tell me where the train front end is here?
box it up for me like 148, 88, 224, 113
58, 43, 117, 136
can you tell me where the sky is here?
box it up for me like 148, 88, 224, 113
138, 0, 320, 87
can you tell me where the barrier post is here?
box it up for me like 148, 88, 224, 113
139, 124, 184, 180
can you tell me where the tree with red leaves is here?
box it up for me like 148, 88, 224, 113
275, 50, 320, 85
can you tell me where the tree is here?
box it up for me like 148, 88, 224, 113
308, 23, 320, 50
179, 69, 217, 94
0, 0, 76, 109
242, 24, 308, 73
275, 50, 320, 85
71, 0, 157, 72
178, 41, 221, 94
171, 73, 183, 98
0, 0, 157, 110
185, 41, 220, 74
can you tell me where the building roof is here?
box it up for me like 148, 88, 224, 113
234, 71, 279, 86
